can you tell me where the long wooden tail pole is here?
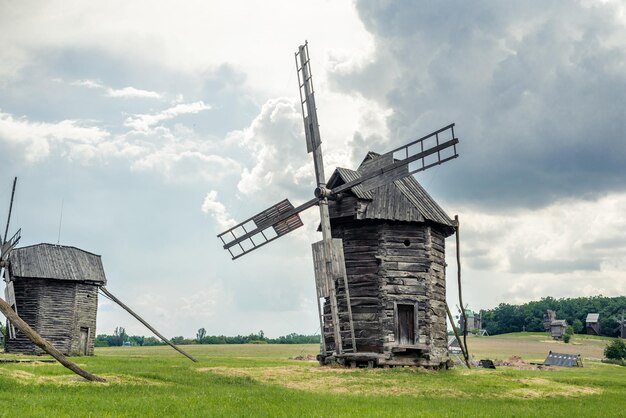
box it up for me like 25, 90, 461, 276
0, 296, 106, 382
454, 215, 470, 366
100, 287, 198, 363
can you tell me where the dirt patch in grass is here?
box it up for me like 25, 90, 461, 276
198, 366, 600, 399
199, 366, 464, 397
486, 355, 555, 371
506, 377, 601, 398
0, 367, 164, 386
289, 354, 317, 361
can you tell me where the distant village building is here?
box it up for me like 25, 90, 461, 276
585, 313, 600, 335
458, 309, 481, 333
543, 310, 556, 332
550, 319, 568, 340
4, 244, 105, 355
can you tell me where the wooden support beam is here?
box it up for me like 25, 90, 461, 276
0, 296, 106, 382
454, 215, 470, 366
100, 286, 198, 363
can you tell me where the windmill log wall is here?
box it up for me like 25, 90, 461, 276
6, 279, 98, 355
326, 220, 449, 367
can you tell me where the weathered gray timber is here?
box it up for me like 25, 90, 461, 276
319, 152, 455, 368
550, 319, 568, 340
585, 313, 600, 335
543, 309, 556, 332
4, 243, 104, 356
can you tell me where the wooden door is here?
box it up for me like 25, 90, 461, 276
397, 304, 415, 345
79, 327, 89, 355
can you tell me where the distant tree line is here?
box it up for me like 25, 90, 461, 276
481, 296, 626, 336
95, 328, 320, 347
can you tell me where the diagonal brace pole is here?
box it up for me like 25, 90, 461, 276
100, 286, 197, 363
0, 296, 106, 382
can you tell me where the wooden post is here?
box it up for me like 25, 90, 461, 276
100, 287, 198, 363
0, 297, 106, 382
454, 215, 470, 366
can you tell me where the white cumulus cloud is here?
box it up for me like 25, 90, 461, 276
201, 190, 236, 231
124, 101, 211, 132
70, 79, 161, 99
106, 86, 161, 99
0, 111, 110, 162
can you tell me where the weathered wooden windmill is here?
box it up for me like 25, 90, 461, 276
218, 42, 460, 368
0, 178, 104, 355
0, 178, 195, 361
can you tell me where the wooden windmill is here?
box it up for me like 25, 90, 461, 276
0, 177, 107, 356
0, 178, 195, 362
218, 42, 460, 367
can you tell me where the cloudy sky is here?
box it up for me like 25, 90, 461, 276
1, 0, 625, 338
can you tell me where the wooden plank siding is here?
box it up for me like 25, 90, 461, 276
325, 218, 451, 368
5, 278, 99, 356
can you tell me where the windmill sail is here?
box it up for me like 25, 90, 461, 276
218, 198, 313, 260
332, 124, 459, 194
1, 228, 21, 259
296, 41, 321, 154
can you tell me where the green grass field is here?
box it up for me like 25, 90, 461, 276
1, 334, 625, 417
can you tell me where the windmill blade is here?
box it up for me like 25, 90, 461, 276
296, 41, 326, 187
218, 198, 317, 260
0, 228, 20, 260
3, 177, 17, 245
331, 124, 459, 195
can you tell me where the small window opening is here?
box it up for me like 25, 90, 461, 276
403, 239, 411, 247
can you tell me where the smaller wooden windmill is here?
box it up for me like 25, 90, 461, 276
218, 42, 460, 367
0, 178, 106, 355
0, 178, 195, 360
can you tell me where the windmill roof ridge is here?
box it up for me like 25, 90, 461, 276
327, 153, 454, 231
13, 242, 102, 258
8, 243, 107, 284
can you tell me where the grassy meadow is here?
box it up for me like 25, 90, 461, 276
0, 334, 625, 417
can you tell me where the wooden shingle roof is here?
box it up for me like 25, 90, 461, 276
327, 152, 455, 234
585, 313, 599, 323
8, 243, 106, 284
